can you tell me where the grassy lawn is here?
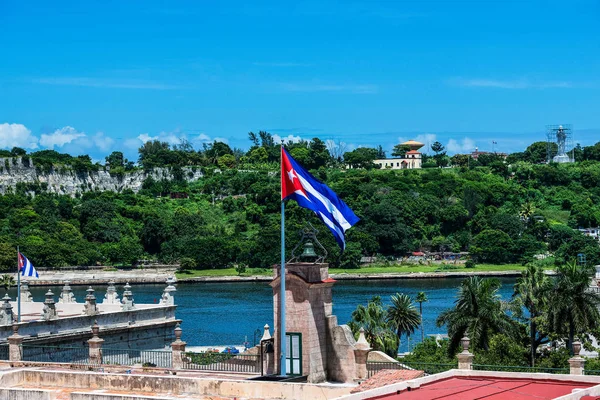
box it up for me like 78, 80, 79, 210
176, 263, 525, 279
329, 263, 525, 275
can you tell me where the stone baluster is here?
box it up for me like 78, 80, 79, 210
41, 290, 58, 320
58, 280, 76, 303
87, 320, 104, 365
83, 286, 99, 316
171, 323, 186, 369
261, 324, 272, 341
160, 276, 177, 306
19, 280, 32, 303
103, 280, 120, 304
569, 341, 585, 375
0, 294, 14, 326
457, 336, 474, 370
121, 283, 136, 311
354, 327, 372, 380
8, 324, 23, 362
260, 324, 274, 375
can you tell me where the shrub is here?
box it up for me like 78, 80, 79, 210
465, 259, 476, 269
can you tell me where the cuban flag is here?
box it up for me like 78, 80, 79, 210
18, 253, 39, 278
281, 147, 359, 249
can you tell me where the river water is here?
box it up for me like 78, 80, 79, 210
7, 277, 517, 352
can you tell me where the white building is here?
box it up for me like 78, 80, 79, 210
374, 140, 424, 170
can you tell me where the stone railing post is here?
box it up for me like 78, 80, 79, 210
87, 321, 104, 365
457, 336, 474, 370
83, 287, 99, 316
569, 341, 585, 375
7, 325, 23, 362
260, 324, 274, 375
0, 294, 14, 326
41, 290, 58, 320
354, 327, 372, 380
171, 323, 186, 369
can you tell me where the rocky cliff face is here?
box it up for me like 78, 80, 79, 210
0, 157, 204, 195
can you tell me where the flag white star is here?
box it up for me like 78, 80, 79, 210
287, 169, 297, 182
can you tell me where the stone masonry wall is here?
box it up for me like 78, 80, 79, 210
0, 157, 204, 196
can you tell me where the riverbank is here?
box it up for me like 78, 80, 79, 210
16, 264, 533, 286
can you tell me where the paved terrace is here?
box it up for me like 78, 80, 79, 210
0, 365, 355, 400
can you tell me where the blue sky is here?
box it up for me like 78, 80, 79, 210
1, 0, 598, 161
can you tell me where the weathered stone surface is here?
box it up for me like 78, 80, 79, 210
58, 280, 76, 304
0, 294, 14, 326
0, 157, 204, 196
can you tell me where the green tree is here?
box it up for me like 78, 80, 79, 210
386, 293, 421, 350
548, 261, 600, 354
431, 141, 447, 168
0, 243, 16, 272
343, 147, 379, 169
348, 296, 399, 356
523, 141, 556, 164
392, 144, 411, 158
470, 229, 514, 263
415, 292, 428, 343
436, 277, 516, 354
511, 263, 552, 366
0, 274, 15, 293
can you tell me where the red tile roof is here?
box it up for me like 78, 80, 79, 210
352, 370, 424, 393
367, 377, 595, 400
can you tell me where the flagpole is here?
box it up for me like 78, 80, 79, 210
16, 246, 20, 323
280, 144, 287, 377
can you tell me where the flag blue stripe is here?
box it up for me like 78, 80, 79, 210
283, 149, 359, 249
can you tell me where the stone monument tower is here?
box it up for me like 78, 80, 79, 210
271, 259, 366, 383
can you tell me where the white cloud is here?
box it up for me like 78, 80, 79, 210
39, 126, 85, 148
446, 137, 476, 154
138, 133, 158, 143
0, 123, 38, 149
273, 134, 302, 144
196, 133, 211, 142
91, 132, 115, 152
449, 78, 574, 89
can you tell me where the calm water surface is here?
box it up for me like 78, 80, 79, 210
9, 277, 516, 351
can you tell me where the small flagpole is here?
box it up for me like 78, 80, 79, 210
16, 246, 21, 323
280, 144, 287, 377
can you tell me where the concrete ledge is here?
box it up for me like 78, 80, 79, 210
3, 368, 354, 400
0, 388, 55, 400
71, 394, 181, 400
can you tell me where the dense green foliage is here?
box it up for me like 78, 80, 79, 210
397, 261, 600, 369
1, 134, 600, 270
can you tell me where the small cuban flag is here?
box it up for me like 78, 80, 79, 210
281, 147, 360, 249
18, 252, 39, 278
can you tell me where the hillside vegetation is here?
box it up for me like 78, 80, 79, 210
0, 135, 599, 271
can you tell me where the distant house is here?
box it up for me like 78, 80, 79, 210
579, 227, 600, 241
373, 140, 424, 170
469, 147, 508, 160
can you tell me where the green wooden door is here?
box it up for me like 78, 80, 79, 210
285, 333, 302, 376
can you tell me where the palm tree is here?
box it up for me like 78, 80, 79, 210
0, 274, 15, 293
348, 296, 399, 356
512, 263, 552, 366
436, 276, 516, 354
548, 261, 600, 355
415, 292, 428, 343
386, 293, 421, 352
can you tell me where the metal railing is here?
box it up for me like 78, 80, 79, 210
182, 352, 260, 373
584, 369, 600, 376
102, 348, 172, 368
472, 364, 569, 374
366, 361, 457, 378
21, 345, 90, 364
